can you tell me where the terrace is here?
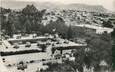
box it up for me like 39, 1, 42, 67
53, 38, 87, 50
1, 34, 54, 51
7, 34, 53, 42
1, 43, 42, 52
0, 34, 87, 72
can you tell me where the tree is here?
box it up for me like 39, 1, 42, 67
22, 4, 38, 15
67, 25, 73, 39
45, 17, 68, 38
5, 21, 14, 37
23, 19, 32, 33
41, 63, 75, 72
86, 35, 112, 70
17, 61, 27, 72
103, 20, 113, 28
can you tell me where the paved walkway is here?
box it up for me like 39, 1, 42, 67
0, 55, 8, 72
0, 43, 8, 72
3, 40, 12, 48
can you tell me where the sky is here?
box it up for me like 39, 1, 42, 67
0, 0, 115, 11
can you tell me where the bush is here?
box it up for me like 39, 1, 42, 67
1, 49, 42, 56
30, 60, 34, 63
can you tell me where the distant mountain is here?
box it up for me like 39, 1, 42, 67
0, 0, 36, 9
0, 0, 107, 12
0, 0, 60, 10
61, 4, 107, 13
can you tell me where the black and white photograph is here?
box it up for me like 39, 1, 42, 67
0, 0, 115, 72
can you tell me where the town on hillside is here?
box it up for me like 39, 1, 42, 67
0, 2, 115, 72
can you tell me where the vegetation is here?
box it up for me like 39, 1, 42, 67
1, 49, 42, 56
40, 63, 75, 72
0, 4, 114, 72
112, 29, 115, 70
